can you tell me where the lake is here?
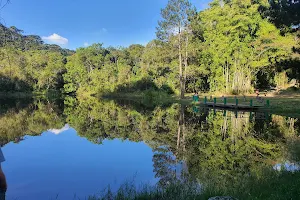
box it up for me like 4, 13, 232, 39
1, 96, 300, 199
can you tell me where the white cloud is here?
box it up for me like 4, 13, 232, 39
102, 28, 107, 32
84, 42, 89, 47
42, 33, 68, 45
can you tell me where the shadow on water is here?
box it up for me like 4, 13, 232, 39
112, 97, 173, 113
113, 77, 174, 95
1, 96, 300, 199
0, 97, 33, 114
0, 75, 33, 93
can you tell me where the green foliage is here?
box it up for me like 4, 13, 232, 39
0, 24, 74, 55
260, 0, 300, 32
156, 0, 196, 98
62, 0, 298, 96
1, 96, 300, 199
156, 0, 194, 41
88, 169, 300, 200
192, 0, 296, 93
1, 0, 299, 96
0, 24, 71, 93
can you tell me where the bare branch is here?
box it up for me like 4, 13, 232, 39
0, 0, 10, 11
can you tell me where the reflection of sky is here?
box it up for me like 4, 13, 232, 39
48, 124, 70, 135
2, 127, 158, 200
273, 161, 300, 172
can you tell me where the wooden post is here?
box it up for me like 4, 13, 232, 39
224, 97, 227, 105
266, 100, 270, 107
265, 112, 270, 120
214, 97, 217, 105
204, 96, 207, 104
264, 112, 268, 120
235, 98, 238, 107
250, 99, 253, 107
193, 95, 199, 103
193, 106, 199, 113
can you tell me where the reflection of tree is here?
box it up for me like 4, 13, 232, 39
2, 96, 300, 193
177, 105, 185, 156
64, 97, 300, 189
0, 99, 65, 146
184, 110, 300, 192
64, 96, 180, 147
152, 105, 191, 188
64, 97, 187, 186
152, 146, 177, 187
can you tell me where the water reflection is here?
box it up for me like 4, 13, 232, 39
0, 147, 7, 200
0, 97, 300, 199
48, 124, 70, 135
274, 161, 300, 172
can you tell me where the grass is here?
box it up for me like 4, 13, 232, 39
102, 91, 300, 118
87, 168, 300, 200
188, 94, 300, 118
88, 181, 217, 200
2, 89, 300, 118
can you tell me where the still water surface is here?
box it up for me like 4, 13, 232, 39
1, 97, 300, 199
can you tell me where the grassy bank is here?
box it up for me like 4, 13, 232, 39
102, 91, 300, 118
188, 95, 300, 118
2, 90, 300, 118
88, 169, 300, 200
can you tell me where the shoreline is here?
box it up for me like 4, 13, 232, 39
103, 92, 300, 118
1, 91, 300, 118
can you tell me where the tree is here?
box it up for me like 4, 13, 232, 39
127, 44, 145, 68
156, 0, 194, 99
191, 0, 295, 93
260, 0, 300, 32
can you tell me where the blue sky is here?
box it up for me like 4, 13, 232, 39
0, 0, 211, 50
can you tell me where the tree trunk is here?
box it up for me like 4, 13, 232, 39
226, 61, 229, 93
181, 105, 186, 153
184, 35, 188, 95
177, 105, 185, 154
178, 28, 184, 99
177, 123, 181, 151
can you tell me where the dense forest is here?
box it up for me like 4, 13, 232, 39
0, 0, 299, 97
0, 24, 74, 92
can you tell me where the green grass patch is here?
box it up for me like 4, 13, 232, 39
87, 169, 300, 200
102, 91, 300, 118
183, 94, 300, 118
104, 92, 300, 118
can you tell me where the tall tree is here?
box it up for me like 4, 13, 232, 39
191, 0, 295, 93
156, 0, 194, 99
261, 0, 300, 32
